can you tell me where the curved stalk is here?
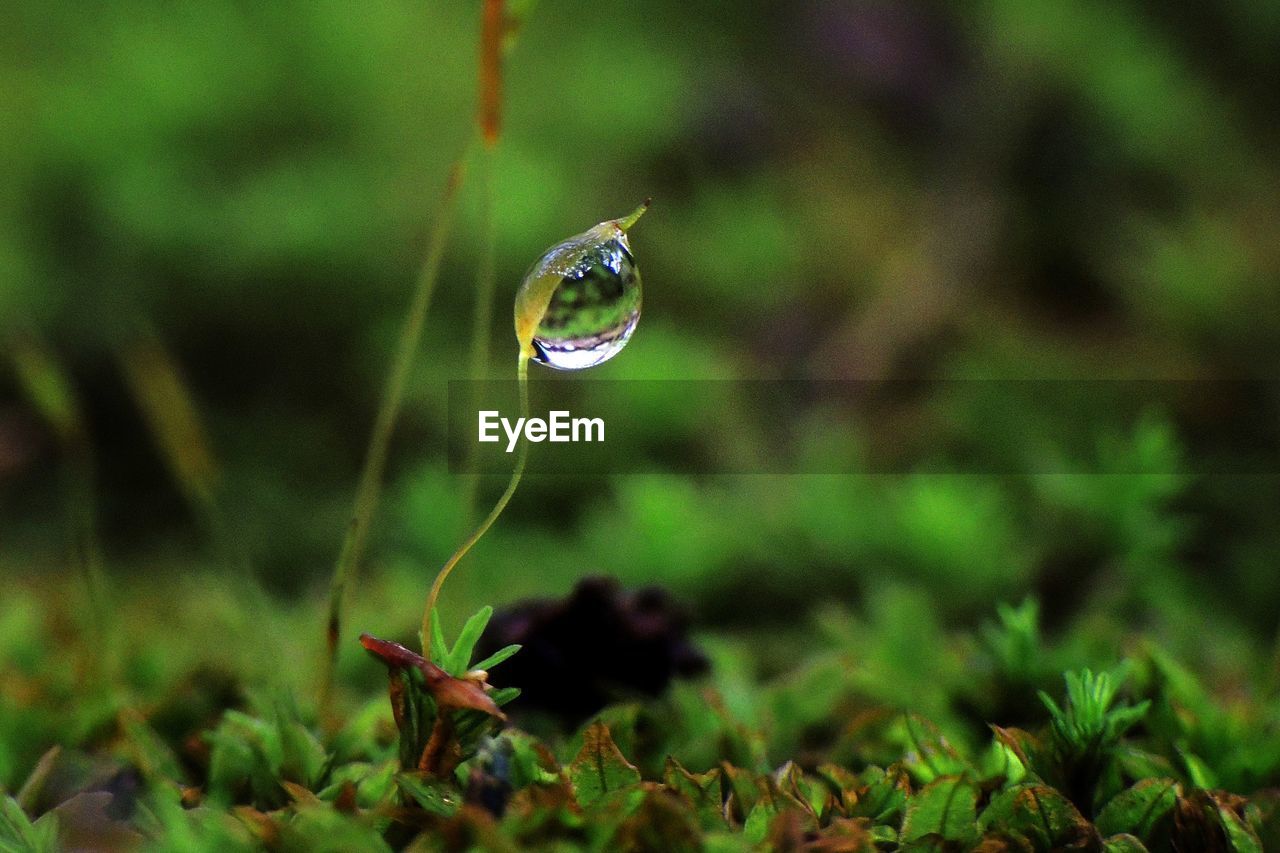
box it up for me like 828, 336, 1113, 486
421, 352, 529, 659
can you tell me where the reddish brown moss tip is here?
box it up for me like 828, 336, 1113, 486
359, 632, 506, 720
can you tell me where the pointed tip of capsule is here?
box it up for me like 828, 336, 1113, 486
616, 198, 652, 232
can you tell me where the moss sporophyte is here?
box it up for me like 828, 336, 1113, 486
361, 201, 649, 773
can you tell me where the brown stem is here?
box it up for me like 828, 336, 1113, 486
478, 0, 505, 146
419, 713, 457, 776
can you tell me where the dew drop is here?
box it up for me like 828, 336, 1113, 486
530, 236, 640, 370
514, 206, 646, 371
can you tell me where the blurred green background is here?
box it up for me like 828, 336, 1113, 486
3, 0, 1280, 757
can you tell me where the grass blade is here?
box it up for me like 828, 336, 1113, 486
321, 153, 470, 716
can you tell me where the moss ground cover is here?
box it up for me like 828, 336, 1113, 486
4, 0, 1280, 850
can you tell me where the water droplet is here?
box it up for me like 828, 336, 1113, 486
514, 205, 646, 371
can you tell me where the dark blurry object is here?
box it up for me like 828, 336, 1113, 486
796, 0, 962, 130
476, 576, 709, 725
465, 748, 514, 819
22, 750, 144, 847
40, 791, 142, 852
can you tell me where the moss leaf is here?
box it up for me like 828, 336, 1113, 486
569, 722, 642, 806
900, 776, 979, 846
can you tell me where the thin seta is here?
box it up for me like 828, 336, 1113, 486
360, 200, 650, 773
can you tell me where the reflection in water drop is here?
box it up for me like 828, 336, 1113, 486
530, 234, 641, 370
